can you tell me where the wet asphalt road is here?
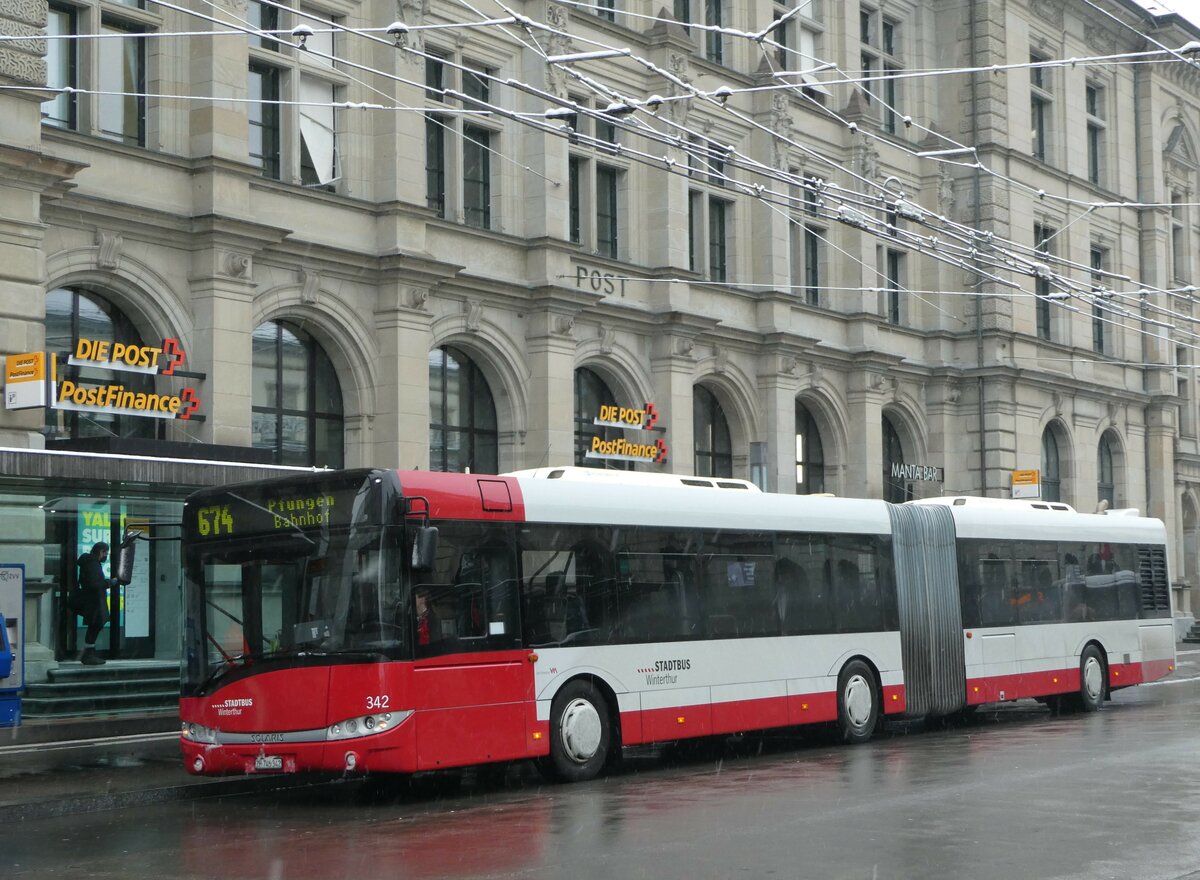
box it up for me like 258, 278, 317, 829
7, 654, 1200, 880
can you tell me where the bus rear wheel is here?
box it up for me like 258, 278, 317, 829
1076, 644, 1106, 712
543, 679, 612, 783
837, 659, 879, 744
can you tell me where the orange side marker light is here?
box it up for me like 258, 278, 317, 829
676, 716, 686, 724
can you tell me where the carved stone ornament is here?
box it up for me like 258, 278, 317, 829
0, 45, 46, 86
464, 299, 483, 331
95, 231, 123, 270
1031, 0, 1065, 28
395, 0, 429, 57
554, 314, 576, 336
1107, 402, 1119, 427
600, 326, 616, 354
769, 92, 793, 170
667, 52, 692, 126
545, 3, 572, 97
938, 165, 956, 219
675, 336, 694, 357
867, 372, 885, 392
854, 138, 880, 182
1053, 391, 1064, 416
1084, 24, 1116, 56
945, 385, 961, 405
298, 267, 318, 302
221, 250, 251, 279
713, 347, 727, 373
216, 0, 249, 12
407, 287, 429, 311
779, 355, 798, 376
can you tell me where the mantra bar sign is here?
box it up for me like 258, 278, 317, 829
890, 462, 943, 482
585, 401, 669, 464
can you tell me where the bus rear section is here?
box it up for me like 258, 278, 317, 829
913, 497, 1177, 712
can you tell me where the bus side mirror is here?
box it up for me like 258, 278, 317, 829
114, 537, 136, 586
411, 526, 439, 572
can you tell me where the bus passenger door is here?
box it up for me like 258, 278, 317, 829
411, 538, 534, 770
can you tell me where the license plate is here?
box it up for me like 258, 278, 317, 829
254, 755, 283, 771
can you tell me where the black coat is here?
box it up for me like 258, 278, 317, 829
76, 553, 111, 624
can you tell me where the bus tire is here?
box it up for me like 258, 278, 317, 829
837, 659, 879, 744
1077, 644, 1106, 713
544, 679, 612, 783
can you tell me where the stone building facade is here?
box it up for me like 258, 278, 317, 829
0, 0, 1198, 680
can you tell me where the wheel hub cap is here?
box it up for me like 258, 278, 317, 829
844, 674, 873, 728
560, 698, 602, 762
1083, 657, 1103, 701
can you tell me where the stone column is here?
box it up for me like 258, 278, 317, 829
374, 282, 435, 470
757, 350, 803, 493
525, 310, 580, 470
845, 371, 885, 499
186, 219, 288, 446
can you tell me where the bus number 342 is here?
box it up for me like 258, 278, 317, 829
196, 505, 234, 537
367, 695, 390, 710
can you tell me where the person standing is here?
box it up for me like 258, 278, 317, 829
76, 542, 115, 665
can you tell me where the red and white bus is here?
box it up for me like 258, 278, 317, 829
180, 466, 1176, 782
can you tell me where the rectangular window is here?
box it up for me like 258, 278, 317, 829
709, 197, 729, 282
568, 156, 583, 244
1091, 246, 1107, 354
1030, 52, 1051, 162
248, 1, 279, 51
689, 190, 702, 273
44, 4, 77, 129
462, 64, 490, 107
882, 19, 895, 55
804, 226, 821, 306
705, 0, 723, 64
98, 19, 146, 146
596, 0, 616, 22
425, 53, 445, 102
1034, 223, 1053, 340
861, 53, 874, 105
248, 64, 281, 179
675, 0, 690, 31
1086, 84, 1105, 186
860, 9, 872, 44
596, 165, 619, 258
463, 124, 491, 229
882, 65, 898, 133
299, 75, 337, 187
425, 115, 446, 216
1172, 194, 1188, 282
885, 248, 903, 324
596, 118, 617, 151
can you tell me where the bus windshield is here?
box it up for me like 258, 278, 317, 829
181, 471, 407, 694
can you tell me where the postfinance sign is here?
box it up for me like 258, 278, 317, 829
53, 336, 202, 421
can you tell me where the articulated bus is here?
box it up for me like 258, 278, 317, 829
180, 467, 1176, 782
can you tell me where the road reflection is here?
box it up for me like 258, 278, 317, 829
162, 684, 1200, 880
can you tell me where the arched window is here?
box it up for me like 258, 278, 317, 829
1041, 427, 1061, 502
882, 415, 909, 503
795, 401, 825, 494
252, 321, 344, 467
45, 286, 158, 441
694, 385, 732, 478
574, 368, 629, 469
1097, 433, 1115, 508
428, 346, 497, 473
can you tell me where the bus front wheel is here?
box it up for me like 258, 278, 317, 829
837, 659, 880, 744
543, 679, 612, 783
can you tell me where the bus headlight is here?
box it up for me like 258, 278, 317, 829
182, 721, 218, 744
326, 710, 411, 741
